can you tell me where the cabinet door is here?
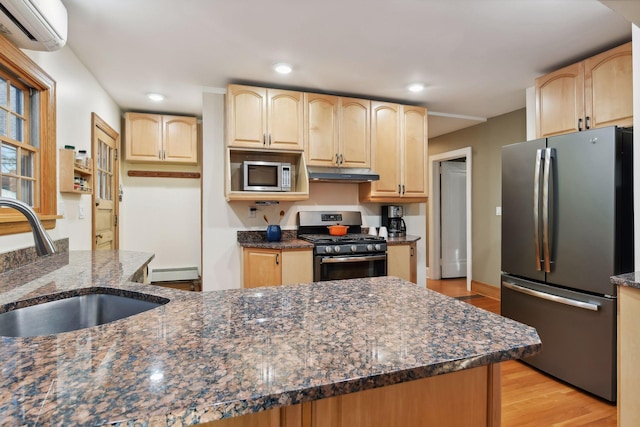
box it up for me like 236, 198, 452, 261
124, 112, 162, 161
227, 85, 267, 148
339, 98, 370, 168
281, 249, 313, 285
243, 248, 282, 288
267, 89, 304, 150
535, 62, 584, 138
388, 245, 411, 282
369, 101, 401, 197
163, 115, 198, 164
585, 42, 633, 130
305, 93, 339, 166
401, 106, 428, 198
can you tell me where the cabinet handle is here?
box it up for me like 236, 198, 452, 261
263, 133, 266, 146
410, 246, 415, 256
402, 184, 405, 195
398, 184, 401, 194
276, 253, 280, 265
578, 118, 582, 131
335, 153, 339, 165
269, 134, 272, 146
585, 116, 590, 130
163, 150, 166, 160
339, 154, 344, 165
158, 150, 162, 160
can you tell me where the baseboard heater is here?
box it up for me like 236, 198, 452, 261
151, 267, 200, 282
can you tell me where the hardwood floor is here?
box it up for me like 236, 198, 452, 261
426, 278, 617, 427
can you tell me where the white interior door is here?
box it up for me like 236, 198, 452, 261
440, 160, 467, 278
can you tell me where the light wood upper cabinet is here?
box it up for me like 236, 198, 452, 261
242, 248, 313, 288
402, 106, 428, 198
584, 42, 633, 130
360, 102, 427, 202
339, 97, 370, 168
305, 94, 370, 168
368, 101, 401, 198
124, 112, 197, 164
227, 84, 303, 151
305, 93, 339, 165
536, 42, 632, 138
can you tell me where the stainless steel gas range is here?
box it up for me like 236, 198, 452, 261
297, 211, 387, 282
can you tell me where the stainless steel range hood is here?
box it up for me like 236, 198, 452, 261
307, 166, 380, 183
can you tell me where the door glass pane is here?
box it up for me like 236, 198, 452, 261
10, 116, 24, 142
10, 85, 23, 115
1, 143, 17, 174
107, 174, 112, 200
0, 78, 7, 107
20, 150, 33, 178
0, 110, 7, 137
1, 176, 16, 198
20, 179, 33, 205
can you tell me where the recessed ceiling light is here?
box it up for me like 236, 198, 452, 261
274, 63, 292, 74
408, 83, 425, 93
147, 93, 165, 102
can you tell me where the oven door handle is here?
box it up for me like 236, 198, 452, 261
320, 254, 387, 264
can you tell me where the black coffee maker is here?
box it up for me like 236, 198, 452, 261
382, 205, 406, 237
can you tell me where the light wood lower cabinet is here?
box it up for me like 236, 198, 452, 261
387, 242, 417, 283
242, 248, 313, 288
201, 364, 500, 427
618, 285, 640, 426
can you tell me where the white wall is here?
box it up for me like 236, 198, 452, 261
202, 92, 427, 291
0, 46, 121, 252
119, 162, 201, 279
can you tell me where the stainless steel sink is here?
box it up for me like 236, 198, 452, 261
0, 290, 169, 337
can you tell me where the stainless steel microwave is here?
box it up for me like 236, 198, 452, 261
243, 161, 291, 192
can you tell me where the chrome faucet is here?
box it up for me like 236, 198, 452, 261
0, 197, 56, 256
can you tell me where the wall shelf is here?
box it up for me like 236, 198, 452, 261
59, 148, 93, 194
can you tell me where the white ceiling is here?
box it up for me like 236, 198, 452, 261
60, 0, 632, 138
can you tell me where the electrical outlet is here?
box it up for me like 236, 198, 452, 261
79, 205, 85, 219
248, 207, 256, 218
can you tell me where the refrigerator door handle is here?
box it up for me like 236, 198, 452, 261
542, 148, 554, 273
502, 281, 600, 311
534, 149, 544, 271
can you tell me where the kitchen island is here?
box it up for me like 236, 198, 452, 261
0, 250, 540, 426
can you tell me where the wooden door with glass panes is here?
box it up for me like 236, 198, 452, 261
92, 114, 119, 250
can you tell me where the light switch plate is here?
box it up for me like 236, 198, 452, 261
79, 205, 85, 219
496, 206, 502, 216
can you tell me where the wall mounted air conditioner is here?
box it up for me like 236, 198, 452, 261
0, 0, 67, 51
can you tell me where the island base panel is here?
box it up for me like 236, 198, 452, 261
202, 364, 500, 427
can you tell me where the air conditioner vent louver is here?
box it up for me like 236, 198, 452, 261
0, 0, 67, 51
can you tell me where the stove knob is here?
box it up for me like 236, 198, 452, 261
366, 244, 374, 251
374, 244, 381, 251
351, 245, 357, 252
325, 246, 332, 254
334, 246, 341, 253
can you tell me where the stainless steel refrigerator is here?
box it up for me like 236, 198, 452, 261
501, 126, 633, 402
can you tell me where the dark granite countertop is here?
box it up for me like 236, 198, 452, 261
611, 272, 640, 289
0, 250, 540, 426
386, 235, 421, 245
237, 230, 314, 249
